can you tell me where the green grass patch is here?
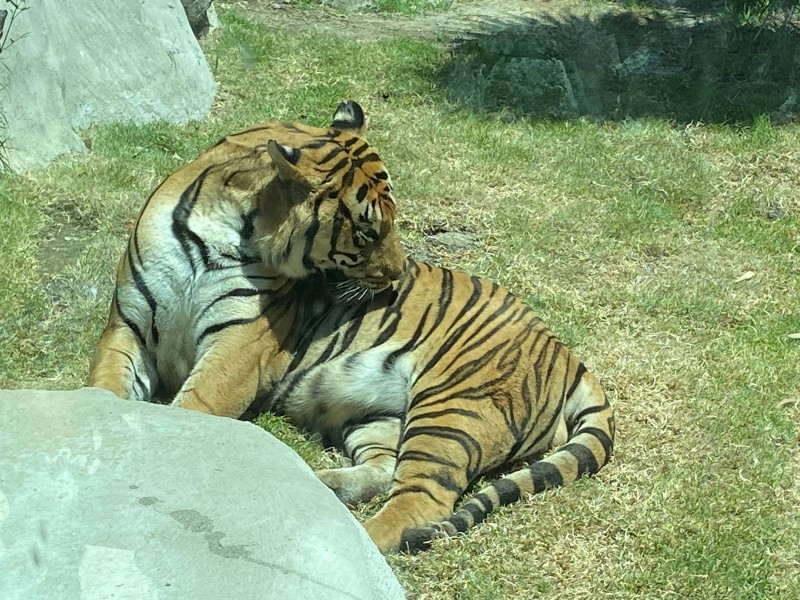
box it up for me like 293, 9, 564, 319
2, 5, 799, 598
290, 0, 456, 15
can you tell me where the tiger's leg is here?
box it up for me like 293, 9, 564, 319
172, 321, 282, 418
317, 417, 400, 506
88, 319, 157, 402
363, 411, 480, 553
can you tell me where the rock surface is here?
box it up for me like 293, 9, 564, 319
0, 388, 404, 600
181, 0, 219, 36
0, 0, 217, 171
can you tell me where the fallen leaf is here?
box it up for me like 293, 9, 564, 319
735, 271, 755, 283
788, 333, 800, 339
777, 398, 800, 408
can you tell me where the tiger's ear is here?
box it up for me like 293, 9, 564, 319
331, 100, 366, 138
266, 140, 306, 184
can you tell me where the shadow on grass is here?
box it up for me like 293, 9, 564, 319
438, 9, 800, 123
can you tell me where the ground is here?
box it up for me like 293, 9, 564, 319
218, 0, 589, 42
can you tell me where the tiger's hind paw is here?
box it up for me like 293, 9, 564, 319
399, 524, 453, 553
316, 465, 392, 506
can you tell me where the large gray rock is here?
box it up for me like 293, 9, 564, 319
181, 0, 219, 36
488, 57, 579, 119
0, 388, 404, 600
0, 0, 217, 172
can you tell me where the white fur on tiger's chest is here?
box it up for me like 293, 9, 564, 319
281, 345, 417, 437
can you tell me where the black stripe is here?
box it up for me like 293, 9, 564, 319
427, 471, 463, 494
319, 146, 343, 164
302, 194, 325, 271
449, 513, 469, 533
199, 287, 272, 319
388, 485, 450, 508
571, 400, 612, 425
403, 426, 483, 481
530, 461, 565, 492
521, 337, 565, 451
413, 321, 475, 393
493, 478, 521, 505
434, 268, 454, 326
376, 275, 423, 345
565, 362, 587, 399
278, 122, 311, 134
351, 141, 370, 158
397, 450, 459, 469
352, 448, 396, 462
320, 157, 350, 185
336, 302, 371, 351
462, 500, 487, 525
127, 248, 159, 344
228, 124, 281, 137
497, 314, 540, 370
342, 137, 359, 149
455, 293, 519, 357
343, 412, 401, 433
506, 384, 533, 461
185, 227, 213, 268
522, 397, 566, 457
312, 332, 341, 368
327, 205, 346, 265
172, 166, 214, 275
197, 316, 258, 346
561, 442, 599, 478
339, 165, 356, 191
114, 293, 146, 347
133, 371, 147, 398
574, 426, 614, 462
444, 275, 484, 335
282, 230, 294, 259
241, 209, 259, 240
120, 348, 147, 399
405, 407, 481, 426
223, 166, 261, 187
473, 492, 495, 513
302, 137, 336, 150
353, 152, 381, 167
411, 344, 508, 409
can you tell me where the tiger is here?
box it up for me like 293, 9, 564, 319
88, 100, 615, 554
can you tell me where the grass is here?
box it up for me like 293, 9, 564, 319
290, 0, 456, 15
2, 5, 799, 598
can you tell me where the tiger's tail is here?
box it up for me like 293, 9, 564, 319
400, 368, 615, 553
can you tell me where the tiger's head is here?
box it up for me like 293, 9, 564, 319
252, 101, 407, 299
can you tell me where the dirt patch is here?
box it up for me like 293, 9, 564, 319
218, 0, 586, 43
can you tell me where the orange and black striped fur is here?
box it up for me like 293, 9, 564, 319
89, 101, 614, 553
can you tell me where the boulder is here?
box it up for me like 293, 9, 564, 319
0, 0, 217, 172
0, 388, 404, 600
488, 57, 579, 119
181, 0, 219, 37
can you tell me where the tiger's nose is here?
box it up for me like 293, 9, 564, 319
368, 259, 406, 288
385, 258, 407, 281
